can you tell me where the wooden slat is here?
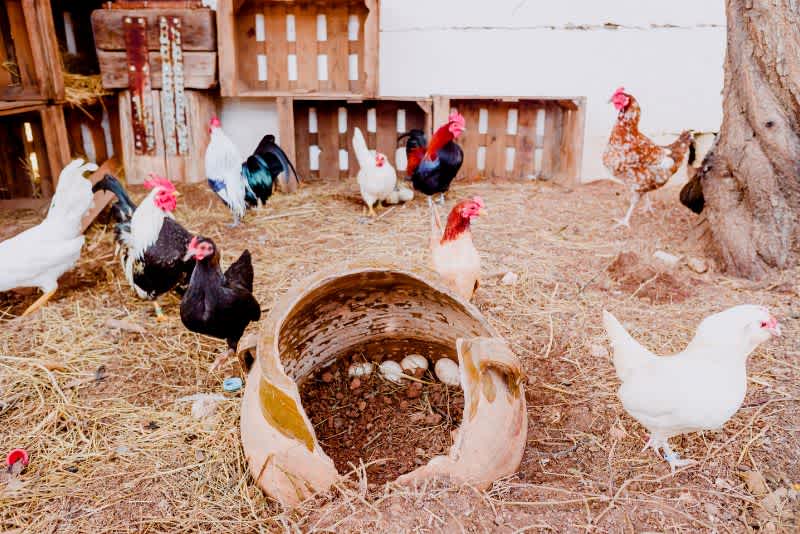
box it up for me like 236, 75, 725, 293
362, 0, 378, 97
276, 96, 297, 192
316, 101, 340, 181
264, 3, 288, 93
40, 105, 70, 195
294, 4, 317, 93
327, 6, 348, 94
292, 100, 311, 181
91, 8, 216, 51
97, 50, 217, 89
8, 1, 36, 89
346, 103, 367, 179
558, 97, 586, 183
513, 103, 536, 179
119, 90, 166, 184
216, 0, 237, 96
541, 102, 563, 180
235, 5, 262, 93
484, 102, 506, 178
375, 102, 396, 169
456, 102, 479, 180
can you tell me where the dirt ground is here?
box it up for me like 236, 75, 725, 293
0, 178, 798, 533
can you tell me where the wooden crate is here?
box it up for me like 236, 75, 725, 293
0, 103, 71, 208
0, 0, 64, 101
217, 0, 379, 98
432, 96, 586, 184
91, 5, 217, 89
279, 97, 432, 183
64, 99, 121, 166
118, 88, 215, 184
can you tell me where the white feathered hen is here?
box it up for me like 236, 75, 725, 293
0, 159, 98, 316
352, 127, 397, 217
603, 305, 781, 472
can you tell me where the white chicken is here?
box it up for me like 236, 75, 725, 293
0, 159, 98, 316
603, 305, 781, 472
430, 197, 485, 301
352, 127, 396, 216
206, 116, 248, 226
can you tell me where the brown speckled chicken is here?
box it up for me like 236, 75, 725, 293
602, 87, 692, 227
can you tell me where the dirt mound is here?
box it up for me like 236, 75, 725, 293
607, 251, 692, 304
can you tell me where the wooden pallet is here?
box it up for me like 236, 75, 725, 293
217, 0, 379, 98
91, 5, 217, 89
278, 97, 432, 183
0, 103, 70, 207
432, 96, 586, 184
0, 0, 64, 101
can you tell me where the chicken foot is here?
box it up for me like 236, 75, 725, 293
642, 435, 694, 473
21, 288, 57, 317
210, 348, 235, 372
614, 191, 640, 228
642, 194, 655, 213
153, 301, 167, 322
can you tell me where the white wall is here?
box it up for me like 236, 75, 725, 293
222, 0, 726, 181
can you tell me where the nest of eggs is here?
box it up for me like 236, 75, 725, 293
299, 353, 464, 485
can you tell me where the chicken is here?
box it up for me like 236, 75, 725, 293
400, 111, 465, 208
679, 131, 718, 215
180, 237, 261, 371
92, 173, 194, 320
352, 126, 397, 216
0, 159, 98, 316
206, 116, 248, 226
603, 305, 781, 472
241, 134, 300, 208
602, 87, 692, 227
430, 197, 485, 301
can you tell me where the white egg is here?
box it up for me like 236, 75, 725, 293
379, 360, 405, 383
347, 362, 375, 377
400, 354, 429, 373
434, 358, 460, 387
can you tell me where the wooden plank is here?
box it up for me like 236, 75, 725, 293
276, 96, 297, 192
235, 5, 262, 94
8, 0, 36, 90
456, 102, 479, 180
80, 156, 121, 233
326, 6, 348, 94
558, 97, 586, 183
166, 90, 216, 183
0, 100, 43, 116
346, 5, 364, 95
316, 101, 340, 181
264, 3, 288, 93
513, 103, 536, 179
35, 0, 64, 100
541, 102, 563, 180
346, 103, 367, 179
294, 4, 317, 93
119, 90, 166, 184
362, 0, 379, 97
91, 8, 216, 51
431, 95, 449, 135
216, 0, 237, 96
0, 197, 48, 210
39, 105, 71, 195
292, 100, 311, 181
97, 50, 217, 89
375, 102, 396, 169
484, 102, 506, 178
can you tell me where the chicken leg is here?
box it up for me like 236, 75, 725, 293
614, 191, 640, 228
21, 288, 57, 317
642, 435, 694, 473
153, 301, 167, 322
210, 348, 235, 372
643, 195, 655, 213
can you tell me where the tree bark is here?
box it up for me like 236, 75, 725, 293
698, 0, 800, 279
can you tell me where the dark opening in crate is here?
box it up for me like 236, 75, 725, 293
0, 0, 63, 101
289, 98, 431, 181
0, 110, 55, 200
435, 96, 586, 183
218, 0, 378, 98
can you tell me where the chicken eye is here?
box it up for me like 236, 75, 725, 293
760, 321, 768, 328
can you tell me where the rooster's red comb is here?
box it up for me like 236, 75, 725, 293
209, 115, 221, 127
613, 86, 626, 95
448, 110, 465, 128
472, 196, 485, 208
144, 173, 176, 192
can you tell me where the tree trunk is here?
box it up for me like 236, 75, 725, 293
698, 0, 800, 279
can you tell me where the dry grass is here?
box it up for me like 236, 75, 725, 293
62, 73, 111, 116
0, 178, 798, 533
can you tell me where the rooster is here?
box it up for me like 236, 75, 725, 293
400, 111, 465, 208
206, 118, 300, 226
602, 87, 692, 227
180, 236, 261, 371
679, 131, 718, 215
430, 197, 486, 301
242, 134, 300, 207
93, 173, 194, 320
603, 305, 781, 472
352, 127, 397, 216
0, 159, 98, 316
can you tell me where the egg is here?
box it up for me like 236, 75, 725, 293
347, 362, 375, 377
400, 354, 429, 374
378, 360, 405, 383
434, 358, 460, 387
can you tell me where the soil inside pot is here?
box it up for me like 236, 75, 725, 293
299, 357, 464, 486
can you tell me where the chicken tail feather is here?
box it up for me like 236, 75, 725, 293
92, 173, 137, 223
602, 310, 656, 382
352, 127, 372, 170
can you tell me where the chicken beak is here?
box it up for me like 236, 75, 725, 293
172, 191, 181, 198
182, 250, 195, 262
477, 208, 487, 217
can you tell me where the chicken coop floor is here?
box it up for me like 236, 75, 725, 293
0, 179, 798, 532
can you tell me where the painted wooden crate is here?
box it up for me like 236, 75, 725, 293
217, 0, 379, 98
0, 103, 71, 208
0, 0, 63, 102
432, 96, 586, 183
91, 5, 217, 89
279, 97, 432, 182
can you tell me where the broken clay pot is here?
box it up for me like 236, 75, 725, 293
240, 263, 526, 507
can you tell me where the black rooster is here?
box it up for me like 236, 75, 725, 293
242, 134, 301, 207
399, 111, 465, 206
180, 237, 261, 371
93, 174, 195, 320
